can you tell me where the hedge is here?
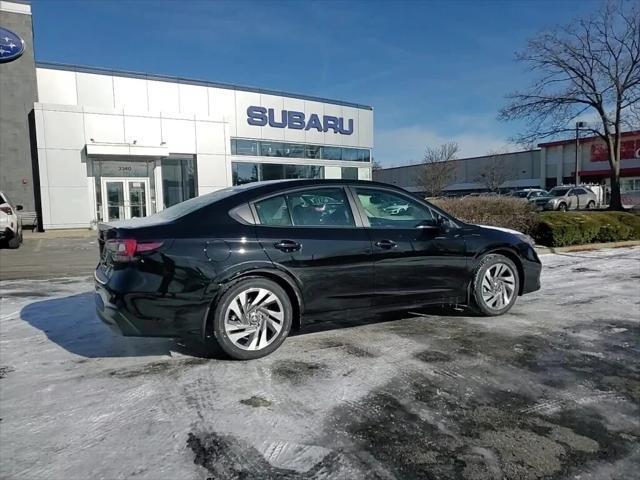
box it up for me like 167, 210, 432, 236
432, 197, 640, 247
433, 197, 539, 236
532, 211, 640, 247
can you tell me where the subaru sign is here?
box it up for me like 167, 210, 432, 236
0, 27, 25, 64
247, 106, 354, 135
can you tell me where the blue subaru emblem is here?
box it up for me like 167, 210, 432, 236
0, 27, 25, 64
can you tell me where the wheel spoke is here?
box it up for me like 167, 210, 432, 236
229, 298, 244, 322
257, 321, 269, 349
227, 328, 254, 343
264, 308, 283, 322
246, 329, 260, 350
250, 288, 270, 308
482, 276, 492, 292
267, 317, 282, 333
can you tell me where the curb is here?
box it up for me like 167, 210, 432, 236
22, 228, 96, 240
535, 240, 640, 255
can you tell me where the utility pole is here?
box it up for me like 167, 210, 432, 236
575, 121, 587, 186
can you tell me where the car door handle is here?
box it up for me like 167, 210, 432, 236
375, 239, 397, 249
273, 240, 301, 252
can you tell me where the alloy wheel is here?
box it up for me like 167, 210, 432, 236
224, 287, 284, 351
480, 262, 516, 311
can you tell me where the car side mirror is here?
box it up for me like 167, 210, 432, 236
416, 218, 442, 230
16, 204, 23, 211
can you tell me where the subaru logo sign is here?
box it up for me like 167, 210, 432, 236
0, 27, 25, 64
247, 106, 354, 135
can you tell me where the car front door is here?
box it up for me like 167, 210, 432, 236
252, 186, 374, 315
350, 186, 467, 309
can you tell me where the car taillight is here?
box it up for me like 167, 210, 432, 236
0, 206, 13, 215
105, 239, 163, 262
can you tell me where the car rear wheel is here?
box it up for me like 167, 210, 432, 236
472, 254, 520, 316
212, 277, 292, 360
586, 200, 595, 209
7, 232, 21, 249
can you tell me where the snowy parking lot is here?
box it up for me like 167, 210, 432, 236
0, 246, 639, 479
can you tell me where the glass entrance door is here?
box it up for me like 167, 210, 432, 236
102, 178, 150, 222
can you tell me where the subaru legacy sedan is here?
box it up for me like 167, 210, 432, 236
95, 179, 541, 360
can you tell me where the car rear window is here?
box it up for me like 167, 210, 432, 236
152, 186, 241, 221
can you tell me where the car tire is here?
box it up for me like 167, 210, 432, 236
212, 277, 292, 360
7, 232, 21, 249
557, 203, 568, 212
471, 254, 520, 316
586, 200, 595, 209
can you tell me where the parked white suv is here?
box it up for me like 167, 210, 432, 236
0, 191, 23, 249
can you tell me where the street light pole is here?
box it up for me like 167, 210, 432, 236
575, 121, 587, 186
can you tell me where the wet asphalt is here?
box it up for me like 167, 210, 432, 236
0, 242, 639, 479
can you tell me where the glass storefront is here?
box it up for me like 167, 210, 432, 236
91, 156, 198, 223
232, 162, 324, 186
161, 156, 198, 209
92, 158, 156, 223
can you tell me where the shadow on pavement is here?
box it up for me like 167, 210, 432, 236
20, 291, 475, 359
294, 305, 476, 336
19, 291, 222, 359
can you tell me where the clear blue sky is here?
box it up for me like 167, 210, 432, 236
31, 0, 599, 166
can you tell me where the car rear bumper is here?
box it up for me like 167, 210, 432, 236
94, 267, 210, 338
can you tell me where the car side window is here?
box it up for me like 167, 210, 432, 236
255, 188, 355, 227
354, 188, 433, 228
286, 188, 355, 227
255, 195, 292, 226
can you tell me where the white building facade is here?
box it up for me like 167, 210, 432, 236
32, 64, 373, 229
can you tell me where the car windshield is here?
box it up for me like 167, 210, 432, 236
549, 188, 571, 196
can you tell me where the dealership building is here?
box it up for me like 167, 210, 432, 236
375, 133, 640, 202
0, 1, 373, 230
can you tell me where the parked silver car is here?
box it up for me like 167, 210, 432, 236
532, 186, 598, 211
508, 189, 549, 202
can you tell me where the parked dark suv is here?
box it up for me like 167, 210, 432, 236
95, 179, 541, 359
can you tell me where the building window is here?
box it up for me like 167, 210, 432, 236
342, 167, 359, 180
232, 162, 324, 186
232, 162, 260, 185
162, 157, 198, 208
285, 165, 324, 179
231, 138, 370, 162
260, 142, 285, 157
231, 139, 259, 156
305, 144, 321, 159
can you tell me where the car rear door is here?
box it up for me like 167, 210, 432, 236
252, 186, 374, 315
350, 186, 467, 308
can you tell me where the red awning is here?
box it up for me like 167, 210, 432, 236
578, 167, 640, 177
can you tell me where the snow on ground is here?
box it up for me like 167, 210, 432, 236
0, 248, 639, 479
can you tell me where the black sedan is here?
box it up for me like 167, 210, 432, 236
95, 179, 541, 360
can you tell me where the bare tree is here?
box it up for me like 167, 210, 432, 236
475, 152, 512, 192
419, 141, 459, 196
499, 1, 640, 210
371, 159, 383, 172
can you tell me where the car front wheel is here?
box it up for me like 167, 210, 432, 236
472, 254, 520, 316
212, 277, 292, 360
557, 203, 568, 212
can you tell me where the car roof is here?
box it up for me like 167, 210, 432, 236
231, 178, 406, 197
